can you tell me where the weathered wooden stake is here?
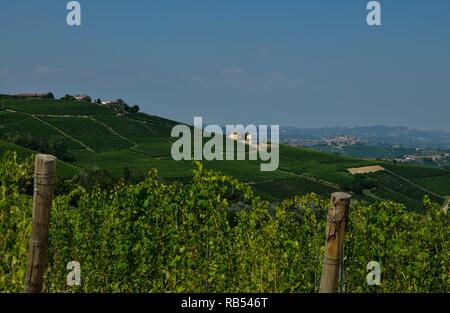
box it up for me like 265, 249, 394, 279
319, 192, 352, 293
24, 154, 57, 293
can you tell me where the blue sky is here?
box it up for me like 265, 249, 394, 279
1, 0, 449, 131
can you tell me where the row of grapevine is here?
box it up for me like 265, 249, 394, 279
1, 152, 449, 292
369, 170, 446, 213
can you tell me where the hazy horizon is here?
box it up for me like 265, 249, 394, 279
1, 1, 449, 131
3, 91, 450, 134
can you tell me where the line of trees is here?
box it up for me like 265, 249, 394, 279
61, 94, 92, 102
6, 134, 73, 162
2, 92, 54, 100
116, 99, 140, 113
57, 95, 140, 114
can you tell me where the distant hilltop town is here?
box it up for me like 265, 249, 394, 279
285, 135, 366, 147
283, 131, 450, 168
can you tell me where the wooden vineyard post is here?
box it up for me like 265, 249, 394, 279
24, 154, 57, 293
319, 192, 352, 293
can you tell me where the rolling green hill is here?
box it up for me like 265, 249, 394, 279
1, 97, 449, 212
0, 139, 79, 178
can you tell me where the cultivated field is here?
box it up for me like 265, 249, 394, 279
1, 97, 450, 212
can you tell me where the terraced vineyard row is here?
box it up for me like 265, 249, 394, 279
374, 186, 426, 213
369, 170, 446, 213
38, 116, 127, 152
3, 97, 450, 205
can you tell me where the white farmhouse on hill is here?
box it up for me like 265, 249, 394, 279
74, 94, 89, 101
229, 131, 239, 140
101, 99, 119, 105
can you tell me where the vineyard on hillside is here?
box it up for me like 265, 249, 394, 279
3, 98, 450, 205
368, 170, 446, 213
1, 152, 449, 293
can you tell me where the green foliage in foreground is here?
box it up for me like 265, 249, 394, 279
1, 152, 449, 293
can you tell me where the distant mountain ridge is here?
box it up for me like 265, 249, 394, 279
281, 126, 450, 148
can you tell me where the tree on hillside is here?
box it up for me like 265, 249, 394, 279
61, 94, 74, 101
9, 134, 73, 162
341, 174, 377, 194
114, 98, 129, 112
44, 92, 55, 99
96, 98, 101, 104
130, 105, 140, 113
